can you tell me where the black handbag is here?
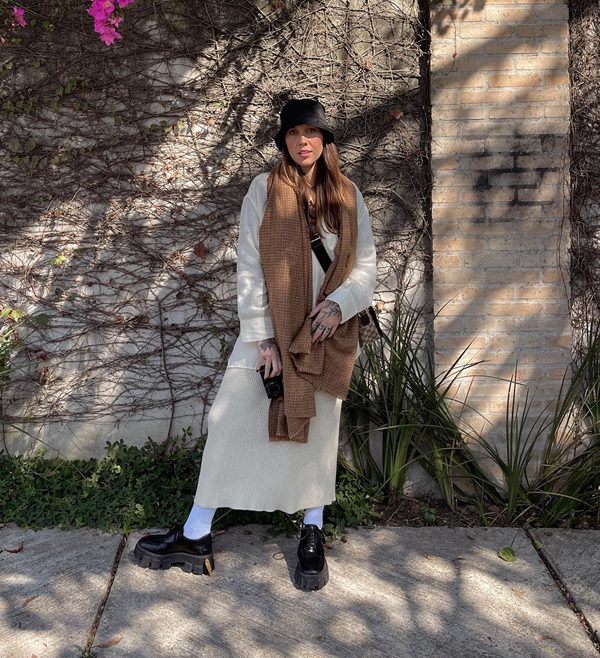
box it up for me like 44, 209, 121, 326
310, 234, 383, 346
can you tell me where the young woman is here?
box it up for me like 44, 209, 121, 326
134, 99, 377, 591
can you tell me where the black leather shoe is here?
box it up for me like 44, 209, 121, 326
133, 524, 214, 575
294, 524, 328, 591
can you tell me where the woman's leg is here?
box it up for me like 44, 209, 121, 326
303, 505, 324, 529
183, 504, 216, 539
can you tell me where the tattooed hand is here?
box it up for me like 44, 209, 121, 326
256, 337, 282, 379
309, 300, 342, 344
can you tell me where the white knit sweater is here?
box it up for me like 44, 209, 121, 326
227, 172, 377, 369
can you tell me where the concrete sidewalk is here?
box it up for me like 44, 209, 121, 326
1, 524, 599, 658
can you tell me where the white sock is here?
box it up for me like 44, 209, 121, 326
183, 504, 216, 539
303, 506, 324, 529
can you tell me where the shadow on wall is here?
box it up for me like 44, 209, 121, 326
0, 0, 576, 461
0, 0, 428, 457
427, 0, 572, 452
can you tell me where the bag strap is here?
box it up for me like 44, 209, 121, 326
310, 234, 332, 273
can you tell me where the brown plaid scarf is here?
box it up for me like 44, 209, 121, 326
259, 169, 359, 443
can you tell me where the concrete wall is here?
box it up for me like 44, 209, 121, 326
0, 0, 427, 458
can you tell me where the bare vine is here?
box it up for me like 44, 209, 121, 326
0, 0, 429, 449
570, 0, 600, 350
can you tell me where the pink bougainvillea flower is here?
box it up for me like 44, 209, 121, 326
88, 0, 115, 24
98, 25, 122, 45
13, 6, 27, 27
88, 0, 135, 45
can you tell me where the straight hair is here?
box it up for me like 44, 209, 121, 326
274, 141, 346, 236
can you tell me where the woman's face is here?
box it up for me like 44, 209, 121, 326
284, 124, 324, 174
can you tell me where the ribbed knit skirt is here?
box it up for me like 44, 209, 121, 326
194, 366, 342, 514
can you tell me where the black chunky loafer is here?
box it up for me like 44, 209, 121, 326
294, 524, 329, 591
133, 524, 214, 575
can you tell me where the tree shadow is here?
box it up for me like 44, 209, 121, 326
0, 0, 428, 457
427, 0, 572, 457
4, 524, 595, 657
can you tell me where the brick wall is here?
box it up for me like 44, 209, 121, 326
430, 0, 571, 442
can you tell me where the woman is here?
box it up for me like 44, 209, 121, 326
134, 98, 377, 591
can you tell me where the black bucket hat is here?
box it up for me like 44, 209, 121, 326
274, 98, 335, 151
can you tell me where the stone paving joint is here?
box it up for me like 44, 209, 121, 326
524, 527, 600, 655
82, 534, 127, 657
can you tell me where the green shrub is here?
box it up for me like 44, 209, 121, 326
0, 437, 379, 539
345, 297, 499, 511
345, 298, 600, 528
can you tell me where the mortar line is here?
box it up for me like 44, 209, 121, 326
82, 534, 128, 657
524, 527, 600, 654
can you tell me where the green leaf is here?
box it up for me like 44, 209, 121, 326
498, 547, 517, 562
50, 255, 67, 267
420, 504, 437, 526
31, 313, 50, 328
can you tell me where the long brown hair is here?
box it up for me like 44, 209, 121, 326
274, 141, 346, 236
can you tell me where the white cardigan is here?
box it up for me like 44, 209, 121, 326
227, 172, 377, 369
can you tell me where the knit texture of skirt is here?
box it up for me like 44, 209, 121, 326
194, 366, 342, 514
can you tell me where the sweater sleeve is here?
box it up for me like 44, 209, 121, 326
326, 185, 377, 323
236, 176, 274, 342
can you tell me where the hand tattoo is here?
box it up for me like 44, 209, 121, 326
259, 338, 277, 353
320, 301, 341, 319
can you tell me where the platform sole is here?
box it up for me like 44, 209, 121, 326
133, 544, 214, 576
293, 561, 329, 591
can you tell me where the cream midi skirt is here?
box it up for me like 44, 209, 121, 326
194, 366, 342, 514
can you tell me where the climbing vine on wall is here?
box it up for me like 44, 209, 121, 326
570, 0, 600, 351
0, 0, 429, 450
